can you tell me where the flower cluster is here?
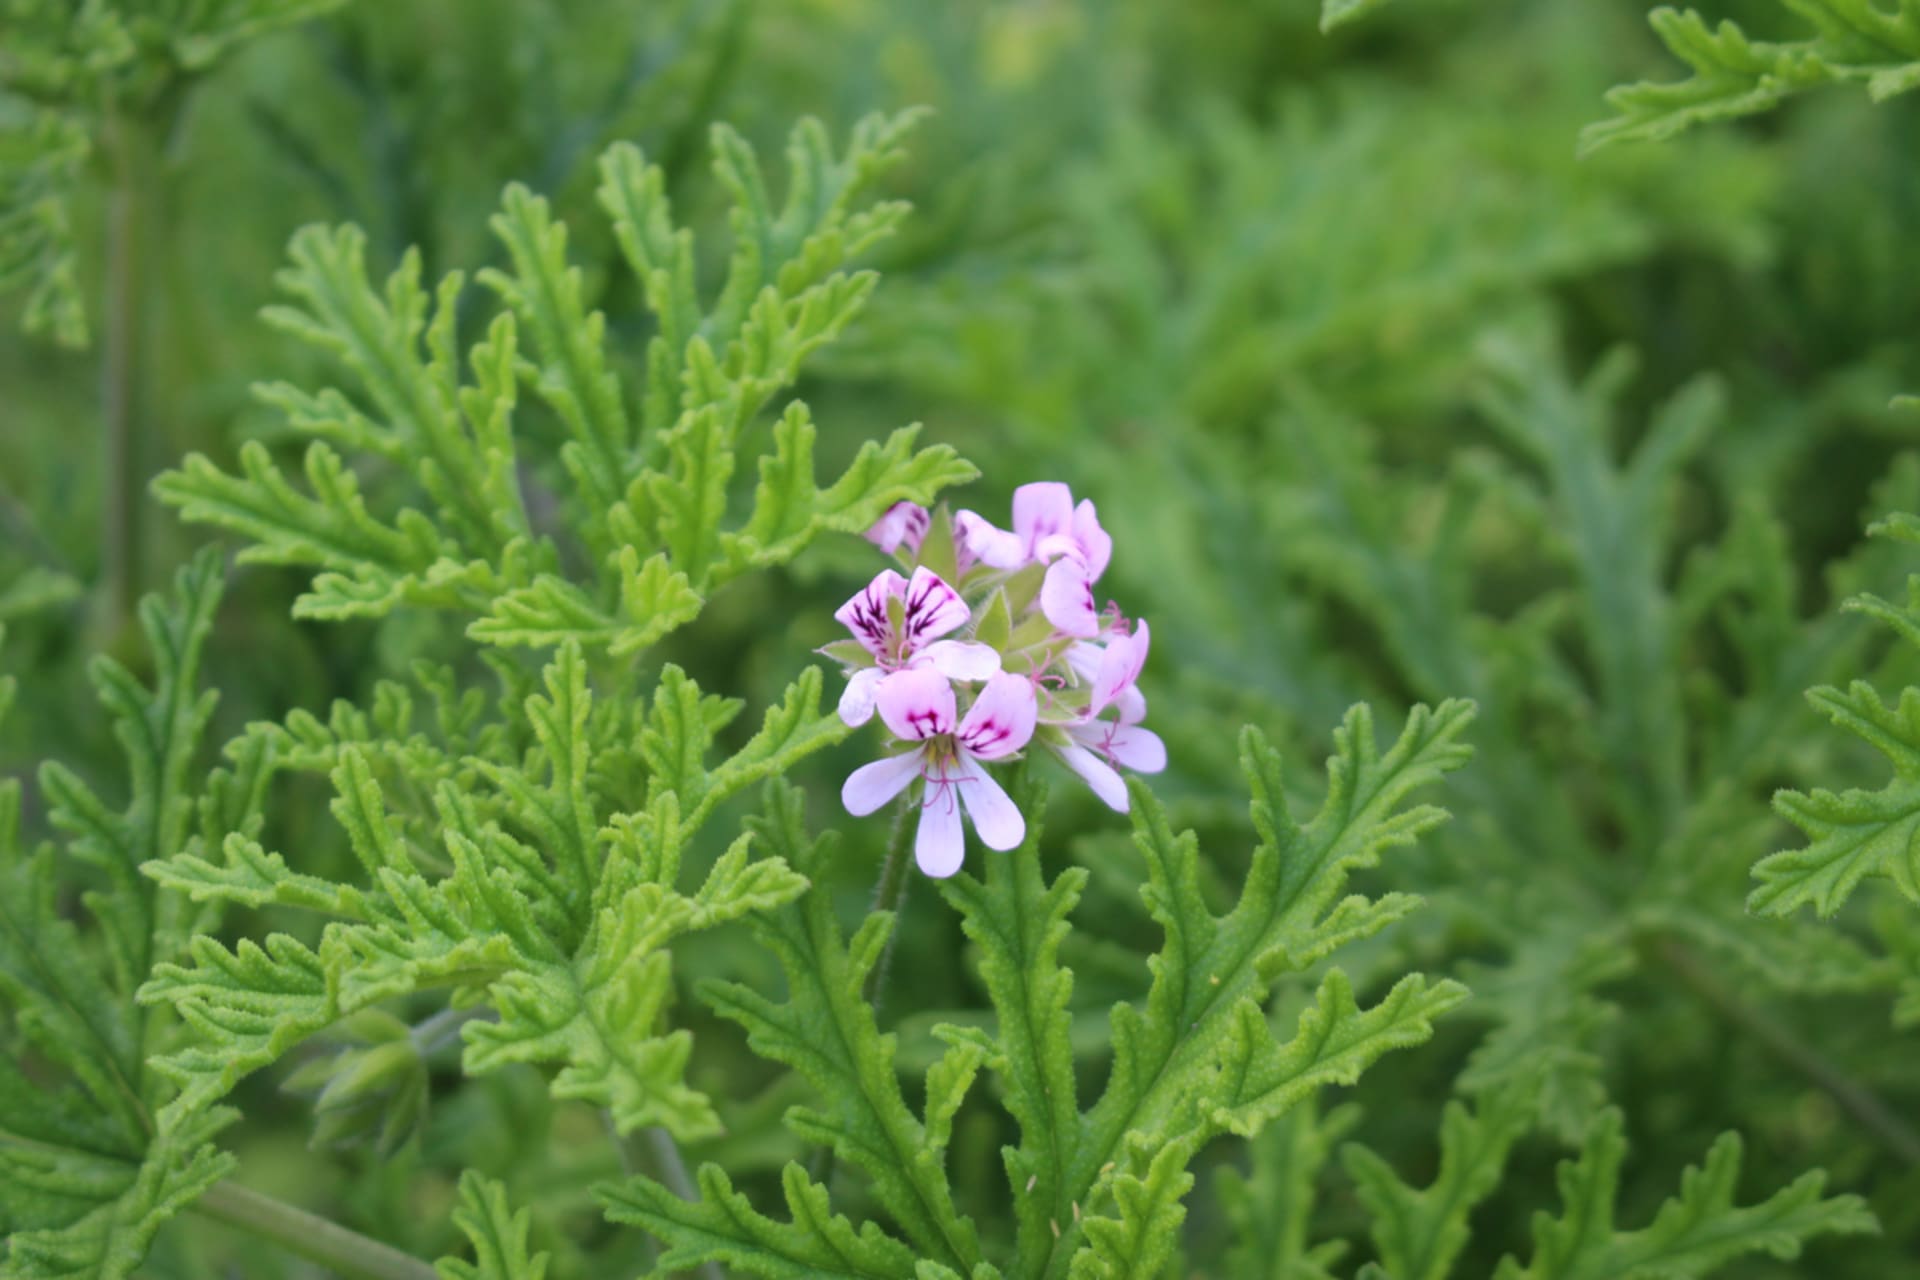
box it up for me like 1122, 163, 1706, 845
828, 482, 1166, 877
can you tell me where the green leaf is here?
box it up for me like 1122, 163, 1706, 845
0, 552, 270, 1278
938, 786, 1085, 1277
436, 1171, 550, 1280
598, 1163, 919, 1279
0, 101, 89, 345
1343, 1077, 1541, 1280
1753, 681, 1920, 915
1045, 703, 1471, 1277
1215, 1102, 1357, 1280
697, 783, 985, 1272
1493, 1109, 1876, 1279
1585, 2, 1920, 152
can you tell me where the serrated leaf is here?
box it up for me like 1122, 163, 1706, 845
1493, 1109, 1876, 1278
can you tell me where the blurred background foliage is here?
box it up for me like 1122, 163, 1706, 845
4, 0, 1920, 1275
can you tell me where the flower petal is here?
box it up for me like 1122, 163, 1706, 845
864, 501, 929, 555
1055, 742, 1129, 813
955, 511, 1025, 570
901, 566, 970, 647
1012, 482, 1075, 554
834, 569, 907, 658
920, 640, 1001, 682
915, 782, 967, 877
1040, 559, 1101, 638
838, 667, 885, 726
957, 769, 1025, 851
842, 750, 923, 817
1071, 499, 1112, 581
876, 667, 957, 741
1105, 723, 1167, 773
1090, 619, 1149, 716
958, 672, 1038, 760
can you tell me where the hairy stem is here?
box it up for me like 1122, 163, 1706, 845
193, 1180, 440, 1280
864, 795, 917, 1019
1656, 938, 1920, 1167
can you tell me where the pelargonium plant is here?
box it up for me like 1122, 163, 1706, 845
827, 485, 1166, 877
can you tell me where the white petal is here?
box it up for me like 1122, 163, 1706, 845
920, 640, 1001, 682
842, 751, 923, 816
958, 672, 1038, 760
901, 566, 970, 647
956, 768, 1025, 851
1106, 724, 1167, 773
1055, 743, 1129, 813
875, 668, 956, 741
915, 783, 967, 877
837, 667, 884, 726
1040, 559, 1101, 638
955, 511, 1026, 570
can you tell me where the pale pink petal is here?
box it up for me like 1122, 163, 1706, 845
1114, 686, 1148, 724
875, 667, 956, 741
834, 569, 907, 658
957, 672, 1038, 760
1056, 743, 1129, 813
1105, 724, 1166, 773
1040, 559, 1101, 638
1071, 499, 1112, 581
838, 667, 885, 726
919, 640, 1001, 682
915, 782, 967, 877
956, 770, 1024, 851
842, 750, 924, 816
901, 567, 970, 648
1090, 620, 1150, 716
1012, 483, 1075, 554
863, 501, 930, 555
1068, 718, 1167, 774
955, 511, 1025, 570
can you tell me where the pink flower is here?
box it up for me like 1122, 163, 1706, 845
1052, 620, 1165, 813
841, 670, 1038, 877
863, 501, 930, 557
831, 567, 1000, 727
956, 482, 1113, 637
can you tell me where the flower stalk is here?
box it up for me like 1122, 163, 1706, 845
192, 1179, 440, 1280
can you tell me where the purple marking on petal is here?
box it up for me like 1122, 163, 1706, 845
959, 672, 1038, 760
835, 569, 907, 659
901, 566, 969, 648
876, 668, 957, 741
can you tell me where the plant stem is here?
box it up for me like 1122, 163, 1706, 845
1655, 938, 1920, 1167
808, 799, 919, 1191
864, 794, 917, 1019
193, 1179, 441, 1280
99, 100, 151, 637
605, 1114, 724, 1280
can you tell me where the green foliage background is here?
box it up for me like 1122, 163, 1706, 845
4, 0, 1920, 1276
